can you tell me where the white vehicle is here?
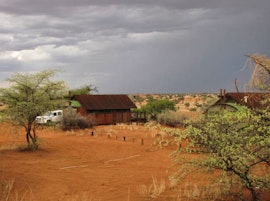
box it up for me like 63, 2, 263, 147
35, 110, 63, 124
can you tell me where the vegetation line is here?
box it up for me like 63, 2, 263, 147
59, 165, 89, 170
104, 154, 140, 163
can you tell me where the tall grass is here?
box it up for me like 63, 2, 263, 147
0, 178, 104, 201
0, 178, 33, 201
65, 192, 101, 201
0, 144, 18, 151
176, 183, 226, 201
138, 176, 232, 201
138, 176, 167, 199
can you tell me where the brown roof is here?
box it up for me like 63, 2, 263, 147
72, 94, 137, 110
219, 92, 270, 109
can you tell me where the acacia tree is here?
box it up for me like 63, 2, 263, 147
177, 110, 270, 201
68, 84, 98, 96
0, 70, 66, 149
164, 54, 270, 200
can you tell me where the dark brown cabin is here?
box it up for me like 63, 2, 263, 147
218, 89, 269, 109
206, 89, 270, 113
71, 94, 137, 125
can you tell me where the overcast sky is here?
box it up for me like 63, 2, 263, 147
0, 0, 269, 94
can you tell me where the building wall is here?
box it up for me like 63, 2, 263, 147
94, 110, 132, 125
77, 107, 132, 125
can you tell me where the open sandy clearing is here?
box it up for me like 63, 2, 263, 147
0, 124, 173, 201
1, 124, 269, 201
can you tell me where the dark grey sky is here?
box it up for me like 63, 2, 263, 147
0, 0, 269, 94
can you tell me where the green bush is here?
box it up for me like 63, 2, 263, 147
156, 110, 188, 127
62, 108, 93, 130
137, 99, 176, 121
189, 107, 197, 111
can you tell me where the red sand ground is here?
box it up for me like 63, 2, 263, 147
0, 124, 174, 201
0, 124, 269, 201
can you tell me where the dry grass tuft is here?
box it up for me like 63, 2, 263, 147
65, 192, 101, 201
138, 176, 167, 199
173, 183, 229, 201
0, 178, 34, 201
0, 144, 18, 151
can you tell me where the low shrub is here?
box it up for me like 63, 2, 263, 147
157, 110, 188, 127
62, 108, 93, 130
189, 107, 197, 112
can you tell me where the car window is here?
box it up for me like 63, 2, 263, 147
43, 112, 51, 116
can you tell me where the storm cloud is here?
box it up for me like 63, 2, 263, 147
0, 0, 269, 93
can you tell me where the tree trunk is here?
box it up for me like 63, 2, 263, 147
26, 131, 30, 144
246, 187, 258, 201
234, 170, 259, 201
251, 188, 258, 201
25, 124, 38, 150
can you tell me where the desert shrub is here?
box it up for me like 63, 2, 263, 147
157, 110, 188, 127
131, 95, 144, 103
62, 108, 93, 130
189, 107, 197, 112
178, 95, 184, 101
146, 95, 155, 102
137, 99, 176, 121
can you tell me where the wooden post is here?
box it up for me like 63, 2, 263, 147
141, 138, 144, 145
